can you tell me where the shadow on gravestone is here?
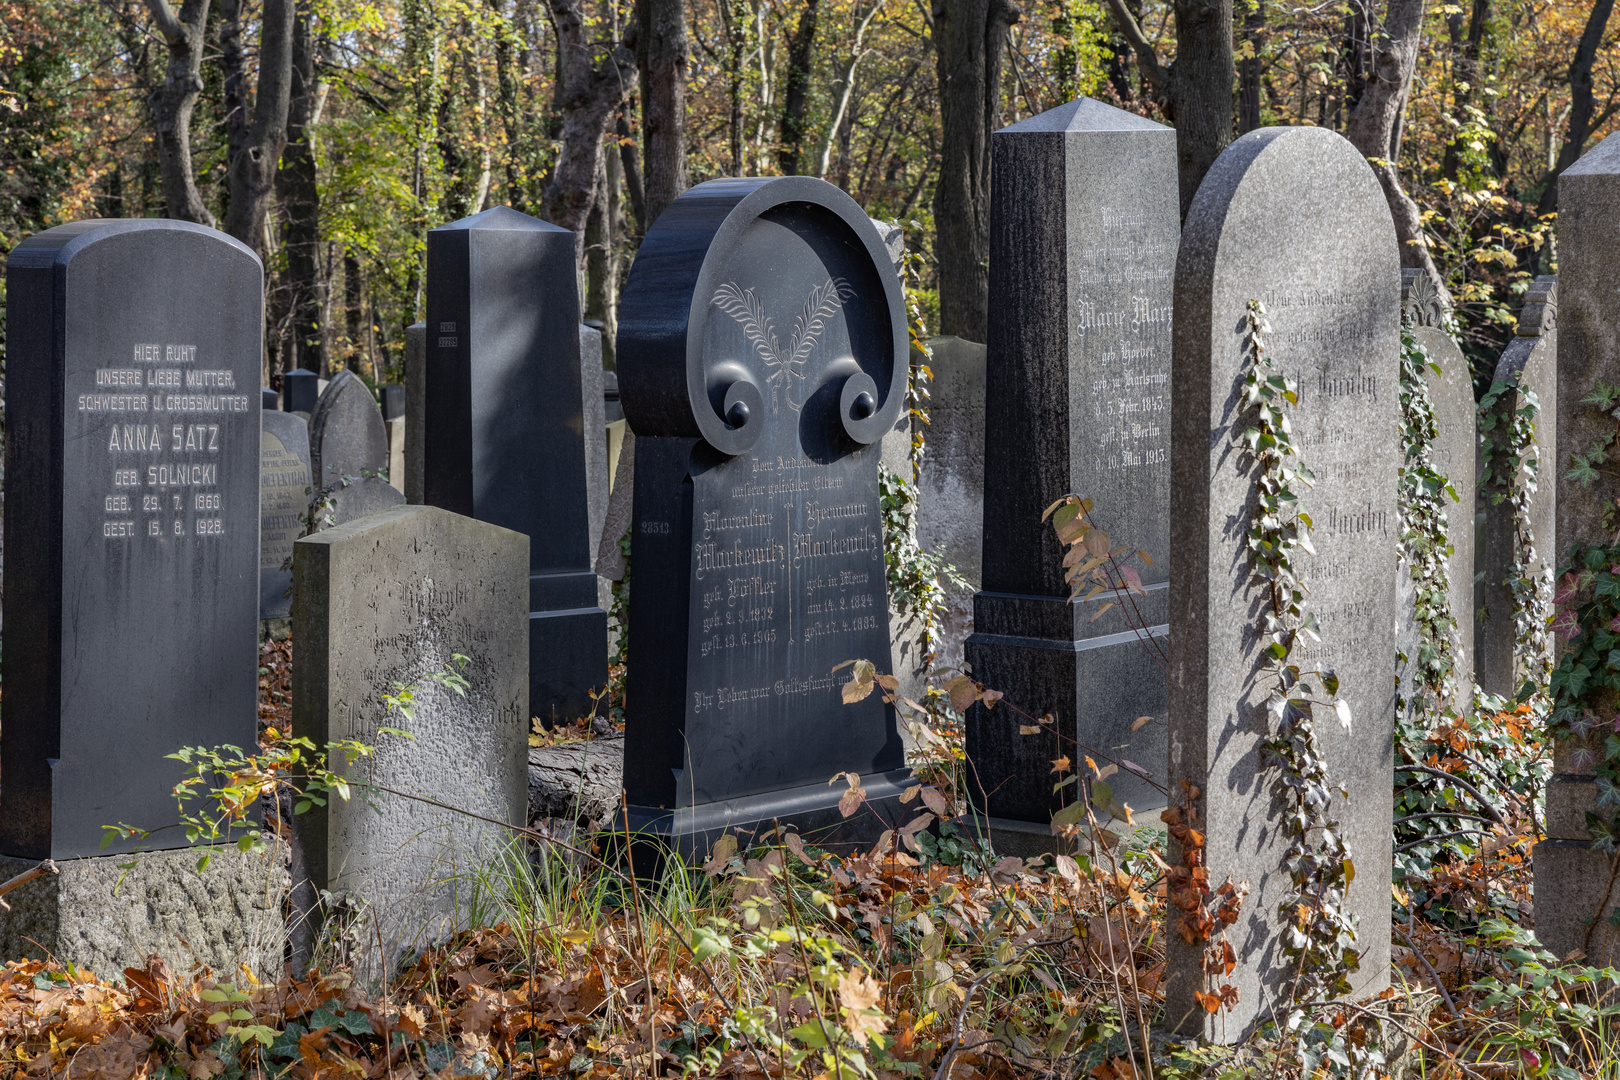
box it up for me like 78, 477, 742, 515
1478, 276, 1556, 701
1167, 127, 1400, 1042
1395, 269, 1475, 718
0, 218, 285, 977
1542, 130, 1619, 966
617, 176, 911, 861
261, 410, 312, 619
290, 504, 528, 976
308, 368, 406, 528
967, 98, 1177, 854
425, 206, 607, 728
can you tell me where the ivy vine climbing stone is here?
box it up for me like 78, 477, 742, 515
1167, 126, 1400, 1042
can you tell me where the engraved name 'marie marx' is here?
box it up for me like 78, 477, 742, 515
712, 277, 855, 414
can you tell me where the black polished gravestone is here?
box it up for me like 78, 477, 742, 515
966, 99, 1179, 840
2, 220, 261, 859
284, 368, 318, 414
426, 206, 607, 726
618, 176, 910, 856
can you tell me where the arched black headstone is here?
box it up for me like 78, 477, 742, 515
2, 219, 262, 859
619, 177, 910, 854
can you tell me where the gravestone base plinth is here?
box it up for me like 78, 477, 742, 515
530, 602, 610, 726
0, 843, 288, 979
1536, 839, 1620, 964
627, 767, 916, 864
965, 590, 1169, 828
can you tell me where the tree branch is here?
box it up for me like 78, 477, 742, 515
1103, 0, 1166, 105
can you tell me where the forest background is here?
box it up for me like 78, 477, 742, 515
0, 0, 1613, 393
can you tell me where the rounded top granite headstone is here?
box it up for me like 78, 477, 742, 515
1169, 125, 1401, 1041
309, 369, 389, 487
618, 176, 907, 458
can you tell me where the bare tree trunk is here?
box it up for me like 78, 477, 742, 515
778, 0, 822, 174
1439, 0, 1489, 181
1106, 0, 1235, 218
144, 0, 214, 225
617, 106, 648, 235
344, 249, 367, 374
932, 0, 1021, 343
1538, 0, 1616, 215
638, 0, 688, 226
492, 0, 528, 211
542, 0, 636, 268
1238, 0, 1264, 132
720, 0, 748, 174
221, 0, 295, 261
279, 3, 325, 374
1344, 0, 1451, 306
814, 0, 885, 178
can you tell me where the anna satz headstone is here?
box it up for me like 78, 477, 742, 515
1168, 127, 1399, 1040
617, 176, 910, 855
0, 219, 284, 975
967, 98, 1178, 840
426, 207, 607, 726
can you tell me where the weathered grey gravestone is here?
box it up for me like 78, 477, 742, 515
1540, 130, 1620, 962
582, 325, 611, 567
308, 369, 405, 527
914, 335, 986, 674
1396, 270, 1476, 714
1478, 276, 1557, 700
405, 321, 426, 504
618, 176, 910, 856
0, 218, 285, 975
966, 98, 1177, 837
426, 206, 607, 726
1167, 127, 1400, 1040
261, 410, 312, 619
292, 504, 528, 966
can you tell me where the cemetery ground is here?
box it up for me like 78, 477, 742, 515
0, 633, 1588, 1079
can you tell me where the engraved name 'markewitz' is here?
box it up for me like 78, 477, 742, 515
619, 175, 910, 855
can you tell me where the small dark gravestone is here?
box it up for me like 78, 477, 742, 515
1396, 270, 1476, 714
0, 219, 284, 975
617, 176, 909, 855
1542, 130, 1620, 963
284, 367, 319, 414
426, 206, 606, 726
1478, 276, 1557, 700
381, 384, 405, 421
1167, 127, 1400, 1041
261, 410, 312, 619
292, 504, 528, 968
967, 98, 1178, 838
262, 386, 279, 410
308, 368, 405, 527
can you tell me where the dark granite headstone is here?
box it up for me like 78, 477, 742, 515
260, 410, 311, 619
308, 369, 405, 527
284, 368, 318, 414
604, 370, 624, 424
425, 206, 607, 726
966, 98, 1178, 834
2, 219, 261, 859
381, 383, 405, 422
405, 322, 426, 504
1167, 127, 1399, 1040
262, 386, 279, 410
617, 176, 910, 856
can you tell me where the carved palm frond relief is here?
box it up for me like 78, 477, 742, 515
712, 277, 851, 414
